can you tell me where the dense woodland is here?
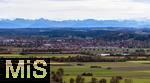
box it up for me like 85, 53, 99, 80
0, 28, 149, 41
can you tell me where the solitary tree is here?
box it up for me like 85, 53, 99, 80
51, 69, 64, 83
51, 72, 56, 81
57, 68, 64, 76
80, 78, 85, 83
70, 78, 75, 83
76, 75, 85, 83
91, 78, 97, 83
110, 76, 122, 83
99, 79, 106, 83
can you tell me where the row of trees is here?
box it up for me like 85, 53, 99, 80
51, 68, 133, 83
50, 56, 127, 62
50, 55, 150, 62
69, 76, 133, 83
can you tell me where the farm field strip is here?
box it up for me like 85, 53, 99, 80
50, 61, 150, 83
0, 54, 150, 83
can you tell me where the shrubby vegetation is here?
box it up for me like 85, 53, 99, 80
90, 66, 102, 68
81, 72, 93, 76
50, 55, 127, 62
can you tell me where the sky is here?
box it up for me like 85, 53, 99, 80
0, 0, 150, 20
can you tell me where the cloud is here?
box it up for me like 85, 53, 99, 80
49, 0, 86, 1
130, 0, 150, 3
0, 0, 150, 20
0, 0, 8, 3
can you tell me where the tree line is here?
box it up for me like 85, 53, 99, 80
51, 68, 133, 83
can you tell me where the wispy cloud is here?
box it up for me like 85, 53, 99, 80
131, 0, 150, 2
0, 0, 8, 3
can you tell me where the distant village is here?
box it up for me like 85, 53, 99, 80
0, 37, 149, 56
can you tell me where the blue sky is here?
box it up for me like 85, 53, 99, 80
0, 0, 150, 20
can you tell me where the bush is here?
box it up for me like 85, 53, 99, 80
99, 79, 107, 83
19, 52, 27, 55
77, 64, 84, 66
90, 66, 102, 68
110, 76, 123, 83
82, 72, 93, 76
106, 67, 112, 70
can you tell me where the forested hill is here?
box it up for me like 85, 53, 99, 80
0, 28, 149, 41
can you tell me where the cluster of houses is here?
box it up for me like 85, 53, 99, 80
0, 38, 150, 48
0, 38, 150, 56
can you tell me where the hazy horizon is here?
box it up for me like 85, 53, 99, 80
0, 18, 149, 21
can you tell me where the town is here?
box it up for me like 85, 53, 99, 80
0, 37, 150, 56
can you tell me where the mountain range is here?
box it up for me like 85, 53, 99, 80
0, 18, 150, 28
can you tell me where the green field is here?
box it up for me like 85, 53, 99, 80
0, 54, 79, 58
50, 61, 150, 83
0, 53, 150, 83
